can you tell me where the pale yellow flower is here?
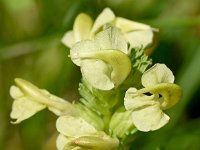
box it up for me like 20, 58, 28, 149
124, 64, 182, 131
10, 78, 78, 124
56, 115, 119, 150
70, 27, 131, 90
62, 8, 156, 51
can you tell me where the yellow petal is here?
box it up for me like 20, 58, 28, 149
10, 85, 24, 99
56, 134, 78, 150
10, 96, 46, 124
114, 17, 151, 33
70, 40, 100, 66
56, 115, 97, 137
56, 134, 68, 150
139, 83, 182, 109
61, 31, 75, 48
95, 27, 128, 54
91, 8, 115, 34
131, 102, 169, 132
73, 13, 93, 42
70, 27, 130, 90
124, 30, 153, 49
14, 78, 51, 104
124, 88, 156, 110
69, 133, 119, 150
40, 89, 79, 116
142, 63, 175, 87
81, 60, 114, 90
12, 78, 78, 117
79, 50, 131, 90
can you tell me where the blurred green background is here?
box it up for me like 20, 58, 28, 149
0, 0, 200, 150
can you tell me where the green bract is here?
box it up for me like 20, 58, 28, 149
70, 27, 131, 90
10, 78, 78, 123
109, 107, 136, 139
124, 64, 182, 131
62, 8, 156, 52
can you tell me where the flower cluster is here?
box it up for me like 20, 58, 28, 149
10, 8, 181, 150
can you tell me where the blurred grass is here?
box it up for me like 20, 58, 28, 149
0, 0, 200, 150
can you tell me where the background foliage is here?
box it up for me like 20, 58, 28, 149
0, 0, 200, 149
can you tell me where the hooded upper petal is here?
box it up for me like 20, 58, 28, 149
139, 83, 182, 110
141, 63, 181, 109
142, 63, 175, 87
